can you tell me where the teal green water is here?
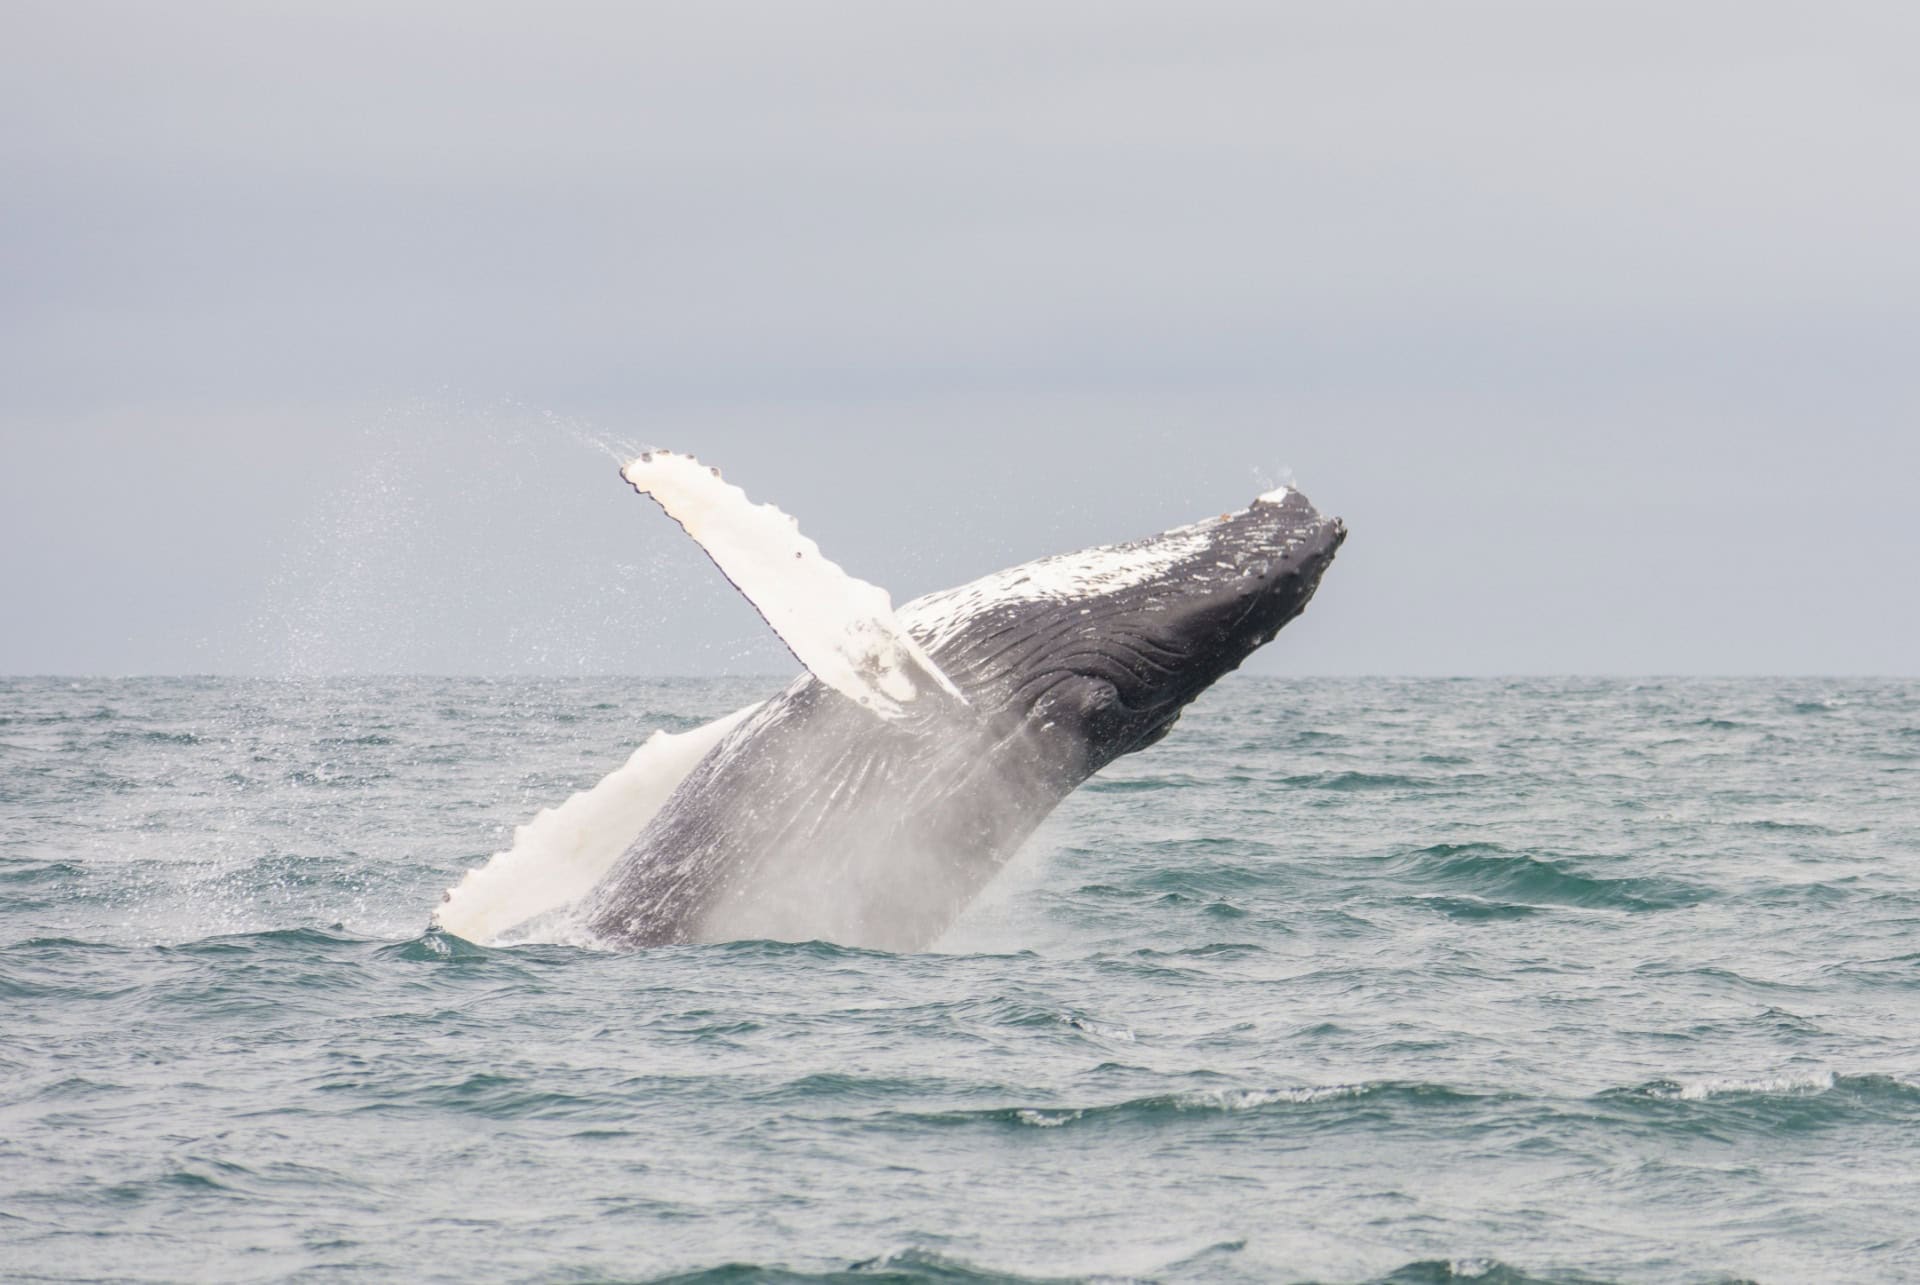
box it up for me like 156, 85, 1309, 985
3, 677, 1917, 1283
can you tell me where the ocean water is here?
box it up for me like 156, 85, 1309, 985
3, 675, 1917, 1284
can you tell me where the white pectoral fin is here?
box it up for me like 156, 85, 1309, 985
622, 451, 964, 720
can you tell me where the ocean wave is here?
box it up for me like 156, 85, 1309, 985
1599, 1072, 1920, 1129
643, 1247, 1111, 1283
642, 1248, 1597, 1285
313, 732, 399, 747
1787, 699, 1846, 715
1117, 942, 1270, 961
697, 936, 908, 963
935, 997, 1139, 1043
1082, 773, 1206, 793
1383, 843, 1707, 912
1120, 855, 1277, 899
399, 1072, 632, 1120
1628, 961, 1821, 994
1824, 952, 1920, 989
1406, 894, 1540, 922
0, 856, 85, 887
1375, 1260, 1620, 1285
751, 1073, 1007, 1108
152, 925, 375, 957
905, 1081, 1493, 1133
1278, 770, 1447, 791
1723, 879, 1881, 909
1722, 818, 1868, 836
648, 1243, 1259, 1284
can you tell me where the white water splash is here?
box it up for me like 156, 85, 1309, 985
1655, 1071, 1839, 1100
1183, 1085, 1374, 1109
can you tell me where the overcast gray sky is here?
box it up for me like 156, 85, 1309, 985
2, 1, 1915, 676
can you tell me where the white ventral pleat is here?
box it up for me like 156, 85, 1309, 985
622, 451, 965, 720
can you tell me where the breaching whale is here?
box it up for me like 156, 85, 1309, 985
433, 453, 1344, 951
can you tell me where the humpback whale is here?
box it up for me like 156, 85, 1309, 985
434, 453, 1344, 951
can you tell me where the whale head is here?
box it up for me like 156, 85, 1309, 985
901, 486, 1346, 784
